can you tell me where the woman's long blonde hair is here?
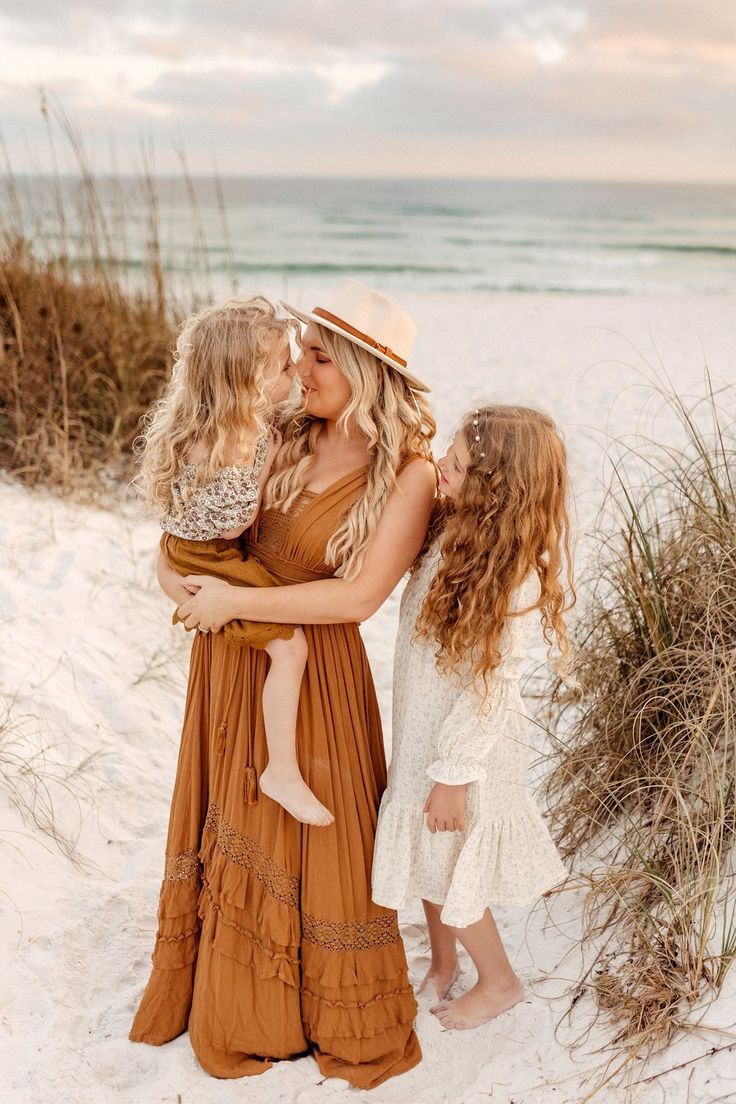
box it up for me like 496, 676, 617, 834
136, 297, 298, 512
414, 404, 575, 696
265, 324, 436, 580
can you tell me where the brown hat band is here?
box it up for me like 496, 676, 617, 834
312, 307, 408, 368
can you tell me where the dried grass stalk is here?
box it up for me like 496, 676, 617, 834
0, 94, 228, 493
0, 693, 100, 868
545, 374, 736, 1069
0, 239, 174, 489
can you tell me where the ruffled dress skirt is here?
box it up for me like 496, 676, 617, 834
373, 783, 568, 929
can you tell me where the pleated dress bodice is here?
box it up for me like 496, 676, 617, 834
249, 463, 371, 581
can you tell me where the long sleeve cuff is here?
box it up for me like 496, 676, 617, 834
426, 759, 487, 785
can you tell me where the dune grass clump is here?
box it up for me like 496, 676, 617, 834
545, 375, 736, 1072
0, 97, 230, 492
0, 238, 175, 489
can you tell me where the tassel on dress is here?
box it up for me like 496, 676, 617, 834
215, 721, 227, 756
243, 765, 258, 805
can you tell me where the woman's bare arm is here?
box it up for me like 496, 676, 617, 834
177, 458, 437, 631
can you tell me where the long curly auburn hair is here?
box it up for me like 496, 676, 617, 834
413, 404, 575, 698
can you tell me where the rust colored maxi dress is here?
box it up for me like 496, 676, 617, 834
129, 464, 422, 1088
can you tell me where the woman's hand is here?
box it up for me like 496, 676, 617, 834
177, 576, 236, 632
423, 782, 467, 833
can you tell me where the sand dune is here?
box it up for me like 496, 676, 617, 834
2, 292, 735, 1103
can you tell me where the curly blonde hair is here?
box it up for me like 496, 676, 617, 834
135, 296, 298, 512
414, 404, 575, 697
265, 324, 436, 580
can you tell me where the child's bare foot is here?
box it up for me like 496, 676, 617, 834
431, 977, 524, 1030
259, 765, 334, 827
417, 962, 460, 1004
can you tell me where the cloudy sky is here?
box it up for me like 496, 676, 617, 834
1, 1, 735, 180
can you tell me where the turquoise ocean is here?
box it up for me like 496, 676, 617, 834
9, 177, 736, 299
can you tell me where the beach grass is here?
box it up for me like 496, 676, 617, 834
544, 372, 736, 1080
0, 237, 175, 490
0, 95, 218, 493
0, 689, 100, 867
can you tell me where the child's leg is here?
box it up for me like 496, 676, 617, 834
431, 907, 524, 1030
258, 630, 334, 828
417, 900, 460, 1003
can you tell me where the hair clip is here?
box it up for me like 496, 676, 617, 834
472, 409, 486, 459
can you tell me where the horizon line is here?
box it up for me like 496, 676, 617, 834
8, 172, 736, 188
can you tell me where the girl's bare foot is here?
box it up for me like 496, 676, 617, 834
431, 977, 524, 1030
259, 765, 334, 827
417, 962, 460, 1004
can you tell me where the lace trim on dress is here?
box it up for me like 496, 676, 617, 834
301, 911, 400, 951
163, 847, 200, 882
256, 492, 313, 554
204, 802, 299, 909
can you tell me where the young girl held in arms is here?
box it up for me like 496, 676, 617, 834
137, 297, 334, 827
372, 404, 573, 1028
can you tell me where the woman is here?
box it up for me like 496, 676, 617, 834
129, 280, 437, 1088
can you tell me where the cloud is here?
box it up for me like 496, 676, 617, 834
0, 1, 734, 179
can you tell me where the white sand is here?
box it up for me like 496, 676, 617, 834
1, 293, 735, 1104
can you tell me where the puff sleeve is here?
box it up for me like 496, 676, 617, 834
424, 669, 505, 785
425, 578, 539, 786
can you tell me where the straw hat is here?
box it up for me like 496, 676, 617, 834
281, 278, 429, 393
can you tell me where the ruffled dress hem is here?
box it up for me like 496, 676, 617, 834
131, 802, 421, 1087
372, 796, 568, 928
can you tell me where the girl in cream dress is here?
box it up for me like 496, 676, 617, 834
372, 404, 572, 1031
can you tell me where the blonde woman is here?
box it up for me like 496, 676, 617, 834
129, 280, 437, 1089
136, 296, 333, 827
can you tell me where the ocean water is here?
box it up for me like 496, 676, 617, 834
8, 176, 736, 298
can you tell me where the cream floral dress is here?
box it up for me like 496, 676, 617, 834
372, 538, 567, 928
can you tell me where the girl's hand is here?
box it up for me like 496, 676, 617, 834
423, 782, 467, 833
270, 423, 283, 449
249, 424, 282, 512
177, 576, 237, 632
157, 553, 199, 606
264, 425, 282, 471
176, 580, 201, 603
